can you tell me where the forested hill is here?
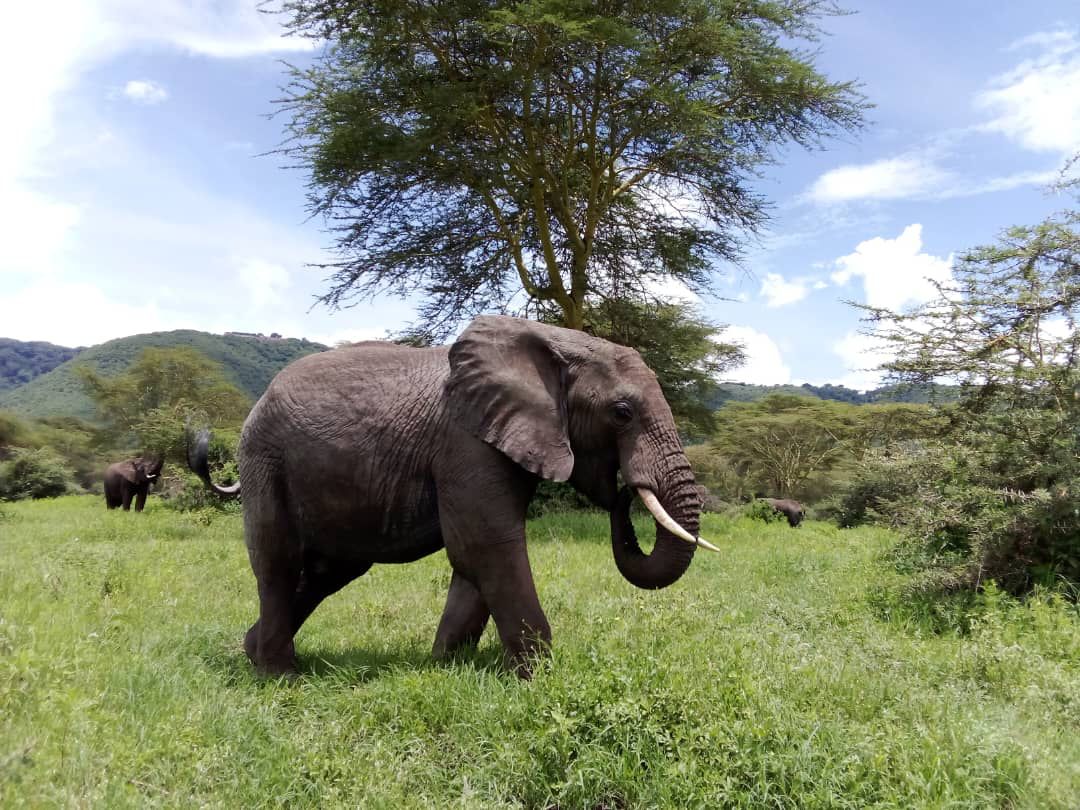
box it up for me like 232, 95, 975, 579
0, 330, 327, 421
711, 381, 960, 407
0, 339, 83, 393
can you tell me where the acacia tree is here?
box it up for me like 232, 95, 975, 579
851, 171, 1079, 592
77, 348, 250, 462
275, 0, 865, 336
712, 394, 857, 497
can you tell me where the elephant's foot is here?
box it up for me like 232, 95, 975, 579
243, 620, 298, 677
243, 622, 260, 664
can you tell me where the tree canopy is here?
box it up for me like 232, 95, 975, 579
850, 168, 1079, 592
77, 347, 250, 462
276, 0, 865, 336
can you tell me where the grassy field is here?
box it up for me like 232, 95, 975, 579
1, 497, 1077, 808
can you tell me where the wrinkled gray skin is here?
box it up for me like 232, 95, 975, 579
190, 316, 703, 678
104, 457, 163, 511
764, 498, 805, 528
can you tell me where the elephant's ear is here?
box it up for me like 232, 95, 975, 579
447, 316, 574, 481
119, 462, 139, 484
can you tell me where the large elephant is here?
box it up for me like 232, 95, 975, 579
764, 497, 805, 527
103, 457, 163, 511
189, 316, 717, 677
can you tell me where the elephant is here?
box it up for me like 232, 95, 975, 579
104, 457, 163, 511
188, 315, 718, 678
763, 497, 805, 527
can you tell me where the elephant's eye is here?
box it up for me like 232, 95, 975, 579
611, 401, 634, 426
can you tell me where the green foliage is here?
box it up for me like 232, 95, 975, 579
277, 0, 865, 334
699, 396, 941, 508
0, 330, 325, 421
851, 176, 1079, 594
165, 431, 241, 513
746, 498, 784, 524
683, 442, 750, 510
2, 498, 1077, 806
0, 337, 81, 393
0, 446, 72, 500
78, 347, 251, 464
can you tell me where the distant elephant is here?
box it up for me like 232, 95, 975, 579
764, 497, 805, 527
104, 457, 163, 511
189, 315, 718, 678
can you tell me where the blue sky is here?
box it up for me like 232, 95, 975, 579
1, 1, 1077, 389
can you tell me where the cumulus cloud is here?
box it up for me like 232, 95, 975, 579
805, 155, 954, 204
236, 257, 291, 309
830, 224, 953, 311
722, 326, 791, 386
759, 272, 810, 308
831, 331, 891, 392
122, 79, 168, 104
977, 29, 1080, 154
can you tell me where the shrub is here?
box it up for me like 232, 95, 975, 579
0, 447, 72, 500
746, 499, 785, 524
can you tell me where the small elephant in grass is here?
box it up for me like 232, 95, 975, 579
189, 315, 720, 678
104, 457, 163, 511
763, 498, 805, 528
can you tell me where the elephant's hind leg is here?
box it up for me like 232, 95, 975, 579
244, 552, 372, 673
244, 491, 302, 676
432, 570, 491, 660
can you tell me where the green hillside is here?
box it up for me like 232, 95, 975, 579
0, 330, 327, 420
711, 381, 960, 407
0, 338, 83, 393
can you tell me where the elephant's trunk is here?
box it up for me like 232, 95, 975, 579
610, 465, 702, 590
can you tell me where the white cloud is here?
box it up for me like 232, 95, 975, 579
0, 281, 191, 346
645, 275, 700, 304
236, 257, 291, 309
0, 1, 312, 283
759, 272, 810, 308
831, 331, 891, 392
830, 224, 953, 311
976, 29, 1080, 154
805, 156, 954, 204
122, 79, 168, 104
722, 326, 792, 386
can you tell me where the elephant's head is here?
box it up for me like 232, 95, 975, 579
124, 457, 163, 485
447, 316, 715, 590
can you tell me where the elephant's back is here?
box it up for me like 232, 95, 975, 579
261, 342, 451, 432
236, 342, 450, 553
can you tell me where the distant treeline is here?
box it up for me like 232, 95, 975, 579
711, 381, 960, 407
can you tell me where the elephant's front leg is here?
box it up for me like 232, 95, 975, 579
436, 442, 547, 678
432, 570, 490, 660
134, 487, 148, 512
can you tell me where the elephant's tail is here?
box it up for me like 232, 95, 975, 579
186, 428, 241, 499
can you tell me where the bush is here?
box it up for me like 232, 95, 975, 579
0, 447, 73, 500
836, 443, 1080, 596
746, 499, 785, 524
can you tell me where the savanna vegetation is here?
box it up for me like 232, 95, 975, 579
1, 498, 1077, 808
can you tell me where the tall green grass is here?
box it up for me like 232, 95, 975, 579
1, 496, 1077, 807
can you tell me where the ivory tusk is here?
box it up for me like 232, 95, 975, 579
635, 488, 720, 553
